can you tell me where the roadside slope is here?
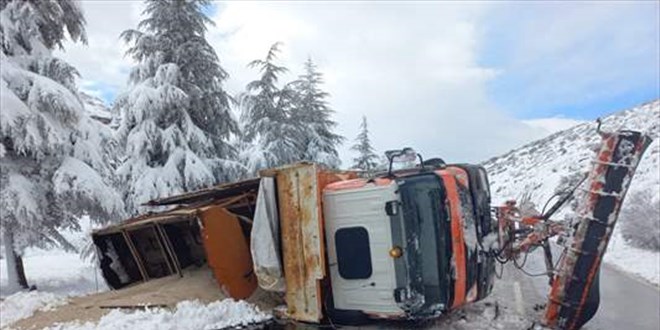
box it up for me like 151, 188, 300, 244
483, 100, 660, 284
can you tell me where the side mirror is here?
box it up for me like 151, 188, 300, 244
385, 147, 424, 177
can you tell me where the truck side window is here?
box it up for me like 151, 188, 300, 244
335, 227, 372, 279
478, 168, 491, 200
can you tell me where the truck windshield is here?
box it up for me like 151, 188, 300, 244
396, 173, 451, 316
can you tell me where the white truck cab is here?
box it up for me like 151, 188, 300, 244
322, 169, 468, 322
323, 179, 403, 317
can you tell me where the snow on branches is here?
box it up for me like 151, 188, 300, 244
0, 0, 123, 264
115, 0, 241, 214
351, 116, 379, 171
239, 43, 343, 174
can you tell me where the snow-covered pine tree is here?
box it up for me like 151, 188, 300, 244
0, 0, 124, 290
116, 0, 241, 213
351, 116, 379, 171
290, 58, 344, 168
238, 42, 299, 173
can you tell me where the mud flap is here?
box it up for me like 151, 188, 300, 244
544, 131, 652, 330
201, 206, 258, 299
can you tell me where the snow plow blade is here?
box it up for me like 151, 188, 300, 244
544, 130, 652, 330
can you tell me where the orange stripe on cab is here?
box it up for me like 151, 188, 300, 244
437, 170, 467, 308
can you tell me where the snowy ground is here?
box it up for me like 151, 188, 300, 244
0, 250, 106, 298
43, 299, 271, 330
1, 216, 108, 299
0, 251, 272, 330
0, 217, 272, 330
0, 249, 99, 329
0, 291, 68, 328
605, 229, 660, 285
0, 216, 107, 328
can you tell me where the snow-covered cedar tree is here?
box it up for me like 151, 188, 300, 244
238, 42, 300, 174
116, 0, 241, 214
289, 58, 344, 168
80, 92, 114, 125
350, 116, 379, 172
373, 155, 390, 172
620, 191, 660, 251
0, 0, 124, 290
553, 171, 586, 215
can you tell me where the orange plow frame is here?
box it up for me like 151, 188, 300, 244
494, 129, 652, 330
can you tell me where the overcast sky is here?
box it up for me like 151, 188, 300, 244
56, 1, 660, 165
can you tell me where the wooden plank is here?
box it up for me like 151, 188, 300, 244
121, 230, 149, 282
154, 224, 180, 277
98, 304, 169, 310
150, 225, 174, 276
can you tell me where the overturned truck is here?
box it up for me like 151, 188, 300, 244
92, 128, 652, 329
92, 160, 497, 323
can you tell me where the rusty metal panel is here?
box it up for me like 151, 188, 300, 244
201, 206, 258, 300
276, 164, 325, 323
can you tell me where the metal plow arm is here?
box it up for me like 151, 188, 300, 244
494, 130, 652, 330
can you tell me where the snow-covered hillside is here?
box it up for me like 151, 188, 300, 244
483, 99, 660, 284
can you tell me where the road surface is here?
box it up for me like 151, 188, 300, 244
356, 254, 660, 329
508, 253, 660, 330
569, 265, 659, 330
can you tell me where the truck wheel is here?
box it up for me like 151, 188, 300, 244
327, 308, 370, 326
325, 293, 370, 326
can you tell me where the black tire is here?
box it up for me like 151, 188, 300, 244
324, 292, 371, 326
327, 308, 371, 326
